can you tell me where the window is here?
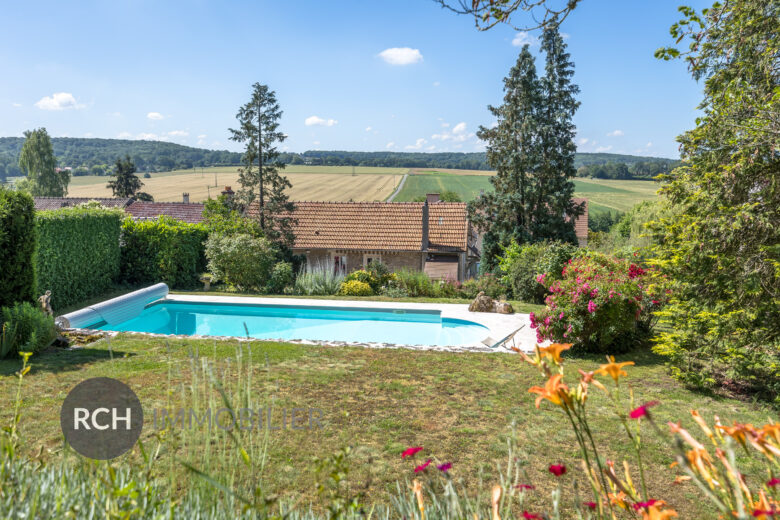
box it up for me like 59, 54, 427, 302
332, 254, 347, 275
363, 254, 381, 268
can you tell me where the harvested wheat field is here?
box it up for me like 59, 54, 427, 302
66, 170, 405, 202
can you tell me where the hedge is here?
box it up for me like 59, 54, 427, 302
0, 188, 36, 307
35, 207, 123, 309
120, 216, 207, 289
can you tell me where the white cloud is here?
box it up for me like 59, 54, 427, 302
595, 145, 613, 153
386, 142, 395, 149
452, 122, 467, 134
365, 126, 372, 132
646, 141, 653, 147
83, 132, 94, 138
426, 145, 436, 151
137, 132, 165, 141
168, 130, 189, 137
11, 102, 21, 108
197, 134, 207, 145
313, 140, 320, 146
441, 122, 450, 128
305, 115, 338, 127
432, 121, 472, 143
578, 137, 590, 145
405, 138, 427, 150
147, 112, 164, 120
606, 129, 624, 137
512, 32, 539, 47
34, 92, 85, 110
378, 47, 423, 65
117, 131, 133, 139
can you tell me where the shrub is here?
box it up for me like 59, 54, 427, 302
0, 188, 36, 307
267, 261, 293, 294
338, 280, 373, 296
120, 216, 207, 289
294, 262, 344, 296
0, 302, 57, 358
459, 273, 507, 300
497, 240, 578, 303
393, 269, 435, 297
365, 262, 393, 291
530, 253, 668, 353
204, 233, 277, 291
36, 207, 123, 309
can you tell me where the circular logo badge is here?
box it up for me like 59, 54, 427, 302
60, 377, 143, 460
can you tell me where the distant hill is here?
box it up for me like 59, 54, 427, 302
0, 137, 678, 180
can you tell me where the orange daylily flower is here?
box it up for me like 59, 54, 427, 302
608, 491, 629, 509
528, 374, 570, 409
641, 505, 678, 520
762, 423, 780, 444
673, 475, 691, 484
595, 356, 635, 383
537, 343, 572, 364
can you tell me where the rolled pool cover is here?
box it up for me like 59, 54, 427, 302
57, 283, 169, 329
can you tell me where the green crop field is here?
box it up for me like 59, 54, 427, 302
393, 173, 662, 215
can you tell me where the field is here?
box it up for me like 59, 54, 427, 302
66, 165, 407, 202
0, 335, 771, 517
394, 172, 661, 215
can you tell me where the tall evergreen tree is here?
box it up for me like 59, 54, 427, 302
229, 83, 295, 247
18, 128, 69, 197
107, 155, 147, 199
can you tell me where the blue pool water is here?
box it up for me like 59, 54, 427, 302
91, 301, 489, 346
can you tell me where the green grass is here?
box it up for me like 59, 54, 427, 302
394, 174, 661, 216
0, 336, 772, 517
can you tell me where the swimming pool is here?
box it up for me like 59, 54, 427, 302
88, 301, 490, 346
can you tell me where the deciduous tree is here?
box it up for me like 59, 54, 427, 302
18, 128, 69, 197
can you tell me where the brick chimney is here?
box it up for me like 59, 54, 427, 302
421, 200, 430, 252
221, 186, 234, 197
426, 193, 440, 204
182, 192, 190, 203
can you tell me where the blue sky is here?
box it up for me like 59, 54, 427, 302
0, 0, 710, 159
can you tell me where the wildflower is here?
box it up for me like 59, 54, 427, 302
412, 479, 425, 519
437, 462, 452, 472
584, 501, 597, 510
529, 374, 571, 409
587, 300, 597, 313
630, 401, 660, 419
537, 343, 572, 364
414, 459, 432, 473
402, 446, 423, 458
548, 463, 566, 476
559, 311, 564, 319
522, 512, 542, 520
491, 485, 502, 520
673, 475, 691, 484
536, 273, 546, 284
596, 356, 635, 383
515, 484, 535, 490
633, 499, 660, 511
609, 492, 629, 509
768, 478, 780, 488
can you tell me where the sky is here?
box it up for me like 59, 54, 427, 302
0, 0, 711, 159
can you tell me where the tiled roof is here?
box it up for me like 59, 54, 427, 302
571, 198, 588, 241
247, 201, 469, 252
125, 201, 205, 224
34, 197, 133, 211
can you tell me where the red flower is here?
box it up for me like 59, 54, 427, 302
752, 510, 778, 517
437, 462, 452, 472
548, 464, 566, 477
515, 484, 535, 490
633, 499, 659, 511
522, 512, 542, 520
414, 459, 432, 473
629, 401, 660, 419
584, 501, 597, 510
768, 478, 780, 487
401, 446, 423, 458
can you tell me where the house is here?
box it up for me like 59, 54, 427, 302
247, 193, 480, 281
124, 201, 205, 224
33, 196, 133, 211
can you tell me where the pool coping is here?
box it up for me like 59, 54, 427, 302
62, 294, 542, 353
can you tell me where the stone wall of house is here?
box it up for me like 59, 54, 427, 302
295, 249, 424, 274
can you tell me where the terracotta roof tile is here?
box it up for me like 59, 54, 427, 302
571, 198, 588, 242
247, 201, 468, 252
34, 197, 133, 211
125, 201, 205, 224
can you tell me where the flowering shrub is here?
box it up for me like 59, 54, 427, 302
530, 253, 668, 353
497, 240, 579, 303
338, 280, 373, 296
460, 273, 507, 299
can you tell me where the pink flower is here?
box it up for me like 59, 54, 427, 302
522, 512, 542, 520
548, 464, 566, 477
558, 311, 564, 319
633, 499, 659, 511
544, 316, 551, 326
768, 478, 780, 487
402, 446, 423, 458
437, 462, 452, 472
584, 501, 597, 510
414, 459, 432, 473
515, 484, 535, 490
629, 401, 660, 419
587, 300, 597, 313
536, 273, 546, 284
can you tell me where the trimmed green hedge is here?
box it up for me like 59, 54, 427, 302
0, 188, 36, 307
120, 216, 207, 289
35, 207, 123, 309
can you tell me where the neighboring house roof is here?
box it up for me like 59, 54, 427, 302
33, 197, 133, 211
247, 201, 469, 253
571, 197, 588, 243
125, 201, 205, 224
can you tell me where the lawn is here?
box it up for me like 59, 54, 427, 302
0, 335, 772, 517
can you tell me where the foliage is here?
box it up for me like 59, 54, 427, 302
204, 233, 277, 291
435, 0, 581, 31
497, 240, 578, 303
17, 128, 69, 197
0, 302, 56, 358
106, 154, 152, 200
203, 196, 262, 237
577, 160, 678, 180
35, 206, 122, 309
229, 83, 295, 247
459, 272, 507, 299
651, 0, 780, 402
344, 263, 393, 294
0, 188, 36, 307
531, 253, 668, 353
120, 216, 207, 289
338, 280, 374, 297
469, 26, 582, 268
587, 210, 622, 233
267, 262, 294, 294
293, 262, 345, 296
391, 269, 435, 297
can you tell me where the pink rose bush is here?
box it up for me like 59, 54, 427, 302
530, 252, 668, 353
